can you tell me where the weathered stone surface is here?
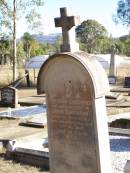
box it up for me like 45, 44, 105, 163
55, 7, 80, 52
1, 86, 18, 108
109, 45, 117, 78
108, 76, 116, 85
37, 52, 111, 173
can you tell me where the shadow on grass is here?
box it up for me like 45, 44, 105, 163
39, 167, 50, 172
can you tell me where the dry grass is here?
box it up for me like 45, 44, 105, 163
0, 153, 49, 173
0, 66, 12, 87
116, 65, 130, 85
107, 107, 130, 115
0, 65, 39, 87
0, 61, 129, 87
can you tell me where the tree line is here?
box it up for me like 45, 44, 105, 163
1, 18, 130, 67
0, 32, 62, 65
0, 0, 130, 80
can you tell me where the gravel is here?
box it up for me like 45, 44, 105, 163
110, 135, 130, 173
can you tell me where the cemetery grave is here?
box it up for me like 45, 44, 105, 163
2, 6, 130, 173
37, 7, 130, 173
38, 7, 111, 173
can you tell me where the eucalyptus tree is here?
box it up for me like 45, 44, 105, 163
76, 19, 108, 53
22, 32, 36, 60
0, 0, 44, 81
114, 0, 130, 26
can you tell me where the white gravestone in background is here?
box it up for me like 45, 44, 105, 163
109, 45, 117, 84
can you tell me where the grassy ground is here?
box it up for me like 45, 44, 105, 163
0, 155, 49, 173
0, 63, 129, 87
0, 65, 39, 88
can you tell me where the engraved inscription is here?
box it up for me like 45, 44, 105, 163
1, 88, 15, 103
48, 97, 94, 148
48, 95, 97, 173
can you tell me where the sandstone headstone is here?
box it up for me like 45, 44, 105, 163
37, 52, 112, 173
55, 7, 80, 52
1, 86, 18, 108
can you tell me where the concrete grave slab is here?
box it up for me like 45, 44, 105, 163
106, 92, 123, 100
14, 138, 49, 156
6, 138, 49, 168
18, 94, 46, 106
19, 113, 47, 128
0, 105, 46, 118
109, 127, 130, 136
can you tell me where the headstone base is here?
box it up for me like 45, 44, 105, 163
108, 76, 116, 85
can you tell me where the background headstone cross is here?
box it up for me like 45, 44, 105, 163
55, 7, 80, 52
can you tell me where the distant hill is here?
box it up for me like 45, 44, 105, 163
32, 33, 61, 44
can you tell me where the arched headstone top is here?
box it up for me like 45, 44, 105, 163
37, 52, 109, 98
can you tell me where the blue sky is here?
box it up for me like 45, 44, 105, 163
17, 0, 129, 38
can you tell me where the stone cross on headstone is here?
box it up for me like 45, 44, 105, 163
54, 7, 80, 52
